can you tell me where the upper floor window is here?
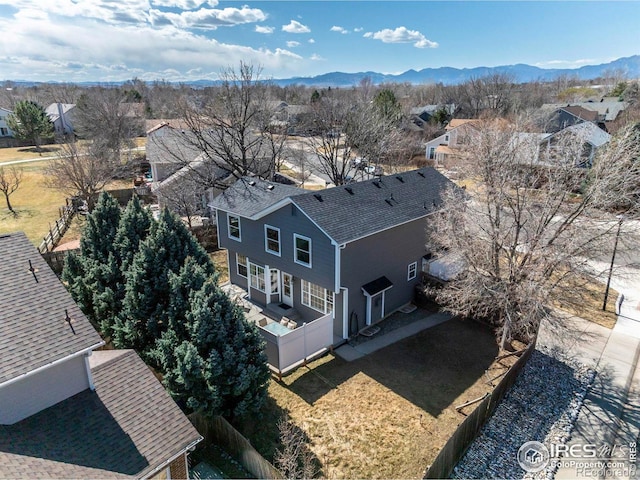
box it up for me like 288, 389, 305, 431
228, 215, 241, 241
265, 225, 281, 256
294, 234, 311, 267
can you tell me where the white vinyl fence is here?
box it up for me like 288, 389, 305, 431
260, 313, 333, 378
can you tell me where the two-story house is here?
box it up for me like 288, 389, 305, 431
210, 167, 458, 342
424, 119, 480, 167
0, 232, 202, 479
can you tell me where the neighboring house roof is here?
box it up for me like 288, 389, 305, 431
541, 101, 629, 122
556, 122, 611, 147
145, 119, 191, 135
45, 103, 75, 116
0, 232, 103, 385
146, 126, 203, 166
560, 105, 599, 122
212, 167, 458, 245
446, 119, 480, 130
152, 156, 232, 194
410, 104, 456, 116
0, 350, 202, 479
211, 177, 304, 218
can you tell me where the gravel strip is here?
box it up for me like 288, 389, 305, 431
452, 346, 595, 479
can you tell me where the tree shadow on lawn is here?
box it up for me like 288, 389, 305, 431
287, 317, 500, 417
17, 146, 60, 154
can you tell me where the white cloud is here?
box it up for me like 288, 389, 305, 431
286, 41, 300, 48
255, 25, 274, 34
310, 54, 324, 61
282, 20, 310, 33
354, 27, 363, 32
149, 5, 267, 29
0, 12, 304, 82
330, 25, 348, 34
364, 26, 438, 48
150, 0, 218, 8
308, 38, 315, 44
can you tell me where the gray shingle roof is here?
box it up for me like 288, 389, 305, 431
0, 232, 103, 385
0, 350, 202, 479
210, 168, 458, 245
292, 167, 457, 244
209, 177, 305, 218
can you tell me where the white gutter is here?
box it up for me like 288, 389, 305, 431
141, 436, 203, 480
0, 342, 105, 389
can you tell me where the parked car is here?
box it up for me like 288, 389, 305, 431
364, 165, 384, 175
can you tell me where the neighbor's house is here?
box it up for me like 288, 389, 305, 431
267, 101, 313, 135
409, 104, 456, 130
0, 107, 14, 147
539, 99, 629, 134
0, 232, 202, 479
210, 167, 458, 341
539, 122, 611, 168
146, 120, 232, 216
423, 119, 480, 166
45, 103, 76, 138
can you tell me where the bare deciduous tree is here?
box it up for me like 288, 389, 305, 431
426, 119, 640, 350
74, 87, 144, 164
168, 62, 276, 190
44, 141, 114, 209
0, 166, 23, 215
274, 416, 319, 480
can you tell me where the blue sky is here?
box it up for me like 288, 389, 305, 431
0, 1, 638, 82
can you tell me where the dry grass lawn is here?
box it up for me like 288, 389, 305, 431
209, 249, 229, 284
238, 317, 515, 479
0, 145, 63, 164
0, 165, 71, 244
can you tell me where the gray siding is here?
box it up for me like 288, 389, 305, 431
341, 217, 429, 335
217, 205, 335, 290
0, 355, 90, 425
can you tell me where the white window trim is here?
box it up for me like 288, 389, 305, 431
264, 224, 281, 256
408, 261, 418, 281
249, 262, 266, 292
293, 234, 312, 268
236, 253, 248, 278
301, 279, 333, 314
227, 214, 241, 241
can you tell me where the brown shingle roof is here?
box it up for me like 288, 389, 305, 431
0, 350, 202, 479
0, 232, 103, 385
561, 105, 599, 122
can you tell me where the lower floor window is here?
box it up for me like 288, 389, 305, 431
301, 279, 333, 314
249, 263, 265, 292
237, 253, 248, 278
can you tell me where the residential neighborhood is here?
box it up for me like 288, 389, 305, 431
1, 3, 640, 478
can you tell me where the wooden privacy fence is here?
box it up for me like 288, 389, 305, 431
188, 413, 283, 480
38, 202, 76, 254
424, 340, 537, 479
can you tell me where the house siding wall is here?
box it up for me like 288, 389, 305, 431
217, 206, 335, 290
0, 355, 90, 425
169, 453, 189, 479
341, 218, 429, 335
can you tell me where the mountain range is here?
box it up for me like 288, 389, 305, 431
262, 55, 640, 88
8, 55, 640, 88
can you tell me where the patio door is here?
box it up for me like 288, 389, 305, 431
281, 272, 293, 307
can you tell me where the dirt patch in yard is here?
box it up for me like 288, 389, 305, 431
239, 317, 516, 479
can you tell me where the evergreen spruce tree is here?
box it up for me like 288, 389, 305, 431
154, 275, 270, 420
113, 195, 154, 271
114, 208, 214, 361
62, 192, 121, 327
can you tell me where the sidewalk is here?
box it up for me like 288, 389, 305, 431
538, 307, 640, 479
334, 311, 452, 361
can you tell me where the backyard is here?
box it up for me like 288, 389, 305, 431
238, 316, 515, 479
